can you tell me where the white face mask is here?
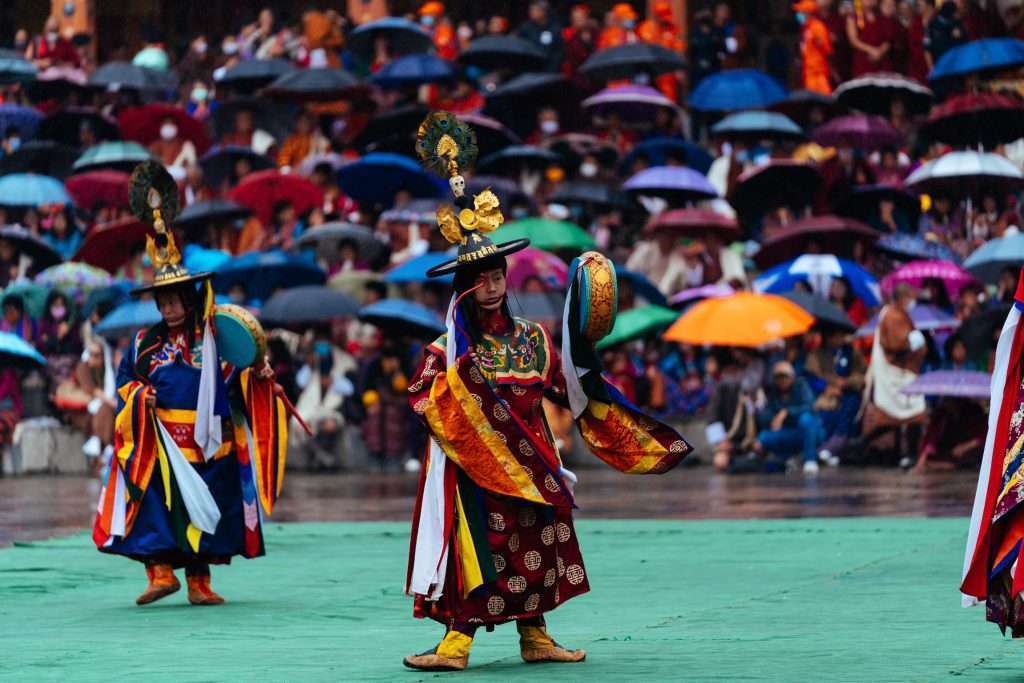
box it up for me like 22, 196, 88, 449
580, 162, 598, 178
160, 123, 178, 140
46, 32, 59, 43
540, 120, 559, 135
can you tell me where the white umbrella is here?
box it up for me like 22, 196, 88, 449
905, 150, 1024, 198
834, 72, 933, 116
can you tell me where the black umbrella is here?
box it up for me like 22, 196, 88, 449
36, 108, 119, 147
728, 161, 822, 217
89, 61, 175, 92
261, 285, 360, 325
0, 141, 79, 178
484, 72, 569, 109
837, 184, 921, 227
459, 113, 522, 157
199, 146, 276, 190
351, 104, 428, 154
768, 89, 847, 127
292, 222, 384, 263
580, 44, 686, 82
779, 290, 856, 332
216, 58, 295, 93
175, 198, 252, 231
459, 35, 548, 71
348, 18, 434, 61
0, 225, 62, 271
212, 97, 292, 142
477, 145, 559, 175
467, 175, 537, 213
262, 68, 367, 102
550, 180, 632, 210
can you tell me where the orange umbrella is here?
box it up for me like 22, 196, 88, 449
663, 292, 814, 347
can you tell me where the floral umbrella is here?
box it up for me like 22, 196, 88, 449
35, 262, 113, 304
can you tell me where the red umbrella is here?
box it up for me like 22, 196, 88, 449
65, 170, 130, 211
118, 104, 212, 155
812, 114, 902, 150
644, 208, 740, 241
754, 215, 880, 269
920, 92, 1024, 149
227, 170, 324, 224
73, 217, 149, 274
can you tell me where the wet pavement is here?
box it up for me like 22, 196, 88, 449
0, 465, 977, 548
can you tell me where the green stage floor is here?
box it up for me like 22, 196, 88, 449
0, 518, 1018, 681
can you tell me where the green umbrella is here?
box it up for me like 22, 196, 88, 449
596, 304, 678, 350
492, 218, 596, 252
1, 282, 49, 319
73, 141, 153, 173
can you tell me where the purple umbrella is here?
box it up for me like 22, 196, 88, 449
880, 260, 980, 299
900, 370, 991, 398
623, 165, 718, 204
857, 303, 960, 336
582, 85, 679, 127
812, 114, 902, 150
669, 283, 734, 308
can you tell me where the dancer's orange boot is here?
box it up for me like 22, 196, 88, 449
136, 564, 180, 606
187, 574, 225, 605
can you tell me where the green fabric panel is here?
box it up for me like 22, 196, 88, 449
0, 518, 1015, 680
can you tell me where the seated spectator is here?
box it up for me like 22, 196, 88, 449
913, 397, 986, 472
805, 327, 866, 463
76, 338, 116, 475
26, 16, 81, 69
0, 238, 21, 287
1, 294, 34, 341
360, 340, 412, 471
148, 116, 197, 181
294, 351, 351, 471
220, 107, 275, 156
40, 209, 81, 261
754, 360, 825, 474
277, 112, 328, 172
706, 348, 765, 472
36, 289, 82, 388
0, 365, 21, 463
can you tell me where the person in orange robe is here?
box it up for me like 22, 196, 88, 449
794, 0, 834, 94
638, 0, 685, 102
596, 3, 639, 50
419, 2, 458, 60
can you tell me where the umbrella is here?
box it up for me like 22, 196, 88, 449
327, 270, 384, 301
836, 184, 921, 227
0, 173, 72, 207
920, 92, 1024, 149
582, 85, 679, 127
550, 181, 632, 211
466, 175, 537, 213
833, 72, 933, 117
710, 111, 804, 140
778, 290, 856, 332
509, 291, 565, 324
182, 244, 232, 273
95, 299, 161, 338
617, 269, 669, 307
477, 145, 559, 176
768, 89, 846, 127
292, 222, 384, 264
261, 285, 359, 325
72, 141, 152, 173
199, 146, 276, 190
81, 283, 131, 319
754, 254, 882, 306
506, 246, 569, 291
0, 141, 78, 179
211, 97, 292, 143
379, 198, 441, 224
458, 113, 522, 157
963, 229, 1024, 283
668, 283, 734, 308
371, 53, 454, 88
297, 152, 348, 177
262, 68, 366, 102
35, 262, 113, 303
89, 61, 174, 92
880, 260, 980, 299
459, 35, 547, 71
72, 218, 148, 273
812, 114, 902, 150
0, 51, 36, 85
904, 150, 1024, 199
622, 166, 718, 204
175, 198, 252, 231
27, 66, 88, 100
689, 69, 787, 112
644, 208, 739, 241
857, 304, 960, 336
348, 17, 434, 60
1, 282, 49, 318
596, 304, 678, 350
0, 104, 42, 139
620, 137, 714, 175
117, 104, 212, 155
580, 43, 686, 82
484, 72, 570, 111
0, 330, 45, 368
215, 58, 295, 92
929, 37, 1024, 80
900, 370, 991, 399
0, 225, 61, 270
544, 133, 621, 169
875, 233, 959, 263
383, 251, 454, 284
65, 170, 130, 211
212, 251, 325, 303
336, 153, 445, 204
358, 298, 445, 339
728, 161, 821, 217
753, 215, 879, 269
226, 170, 325, 224
351, 104, 428, 154
663, 292, 814, 347
37, 108, 120, 147
493, 218, 596, 252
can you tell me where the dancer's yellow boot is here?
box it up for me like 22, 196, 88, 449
136, 564, 180, 606
403, 630, 472, 671
518, 622, 586, 664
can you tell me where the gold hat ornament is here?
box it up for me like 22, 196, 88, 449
415, 111, 529, 278
127, 160, 212, 296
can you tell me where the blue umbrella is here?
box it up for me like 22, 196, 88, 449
0, 104, 42, 139
337, 153, 446, 204
348, 18, 433, 61
710, 110, 804, 139
689, 69, 787, 112
212, 250, 325, 303
929, 38, 1024, 81
371, 53, 454, 88
621, 138, 713, 175
384, 252, 455, 284
95, 299, 161, 339
616, 269, 668, 307
0, 173, 72, 207
963, 230, 1024, 283
0, 49, 36, 85
183, 244, 232, 273
622, 165, 718, 203
0, 330, 46, 367
875, 233, 960, 264
754, 254, 881, 307
358, 298, 445, 339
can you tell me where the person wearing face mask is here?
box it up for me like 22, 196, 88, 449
526, 107, 560, 145
3, 126, 22, 157
185, 81, 211, 120
517, 0, 564, 72
794, 0, 834, 94
638, 1, 685, 101
37, 290, 83, 391
578, 153, 600, 179
597, 3, 640, 49
26, 16, 81, 69
419, 2, 458, 60
176, 36, 213, 91
148, 116, 197, 181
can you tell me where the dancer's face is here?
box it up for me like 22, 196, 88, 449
156, 290, 187, 329
473, 268, 506, 311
